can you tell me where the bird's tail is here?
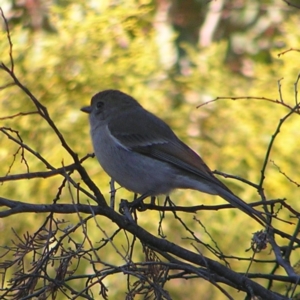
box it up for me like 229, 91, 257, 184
216, 187, 267, 226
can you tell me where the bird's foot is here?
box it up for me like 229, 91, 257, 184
119, 197, 146, 213
119, 199, 135, 223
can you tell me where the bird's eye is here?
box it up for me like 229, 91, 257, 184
96, 101, 104, 110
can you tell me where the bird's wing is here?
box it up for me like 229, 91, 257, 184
108, 108, 231, 192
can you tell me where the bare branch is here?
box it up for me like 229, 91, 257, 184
0, 111, 39, 120
197, 96, 300, 113
0, 7, 14, 71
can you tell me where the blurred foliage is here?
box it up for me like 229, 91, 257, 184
1, 0, 300, 299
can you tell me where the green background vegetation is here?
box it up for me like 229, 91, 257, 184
1, 0, 300, 299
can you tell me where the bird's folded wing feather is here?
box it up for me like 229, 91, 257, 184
108, 109, 232, 193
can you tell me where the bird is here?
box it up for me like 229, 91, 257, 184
81, 89, 267, 226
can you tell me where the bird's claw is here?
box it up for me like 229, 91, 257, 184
119, 199, 135, 223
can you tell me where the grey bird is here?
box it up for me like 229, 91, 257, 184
81, 89, 267, 226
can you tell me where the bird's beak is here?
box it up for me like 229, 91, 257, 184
81, 106, 92, 114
